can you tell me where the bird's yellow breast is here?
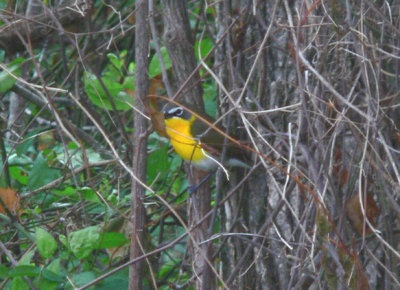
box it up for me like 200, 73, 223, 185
164, 117, 206, 163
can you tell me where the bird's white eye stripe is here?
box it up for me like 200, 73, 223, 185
168, 107, 183, 116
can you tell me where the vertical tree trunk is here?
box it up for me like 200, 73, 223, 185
188, 171, 214, 289
6, 93, 25, 143
129, 1, 149, 289
161, 0, 205, 113
161, 1, 214, 289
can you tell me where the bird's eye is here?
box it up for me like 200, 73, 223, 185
170, 107, 183, 117
165, 106, 185, 119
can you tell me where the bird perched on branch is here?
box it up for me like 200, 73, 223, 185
163, 106, 249, 173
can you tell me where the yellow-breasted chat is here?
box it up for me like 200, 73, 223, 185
163, 106, 249, 173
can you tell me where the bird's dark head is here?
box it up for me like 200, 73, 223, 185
164, 106, 192, 120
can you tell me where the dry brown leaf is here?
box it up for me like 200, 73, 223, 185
149, 110, 168, 138
346, 192, 379, 235
0, 187, 21, 216
38, 131, 55, 151
333, 149, 349, 187
149, 75, 164, 99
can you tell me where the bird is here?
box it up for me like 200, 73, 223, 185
163, 106, 249, 173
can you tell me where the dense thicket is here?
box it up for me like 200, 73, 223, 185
1, 0, 400, 289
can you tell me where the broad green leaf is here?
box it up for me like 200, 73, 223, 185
67, 141, 79, 149
104, 67, 122, 82
107, 53, 122, 70
35, 265, 63, 290
96, 268, 128, 290
41, 268, 63, 282
68, 271, 96, 290
8, 152, 32, 166
84, 72, 132, 111
122, 75, 135, 90
128, 61, 135, 73
27, 152, 61, 190
149, 47, 172, 79
56, 148, 103, 169
98, 232, 128, 249
58, 234, 67, 247
15, 131, 39, 155
69, 226, 100, 259
0, 264, 8, 278
170, 154, 183, 172
147, 144, 170, 181
9, 167, 28, 185
0, 58, 24, 93
86, 150, 103, 163
0, 67, 17, 93
33, 206, 42, 214
19, 250, 34, 265
12, 276, 29, 290
0, 50, 4, 62
35, 227, 57, 259
195, 38, 213, 61
46, 258, 60, 275
38, 277, 57, 290
159, 260, 177, 279
79, 187, 101, 203
53, 186, 77, 197
203, 82, 217, 118
122, 61, 135, 90
8, 265, 40, 277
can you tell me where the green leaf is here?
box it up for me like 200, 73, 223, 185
35, 227, 58, 259
147, 144, 170, 181
8, 265, 40, 277
195, 38, 213, 61
122, 75, 135, 90
41, 268, 63, 282
149, 47, 172, 79
46, 258, 61, 275
159, 260, 176, 279
79, 187, 101, 203
33, 206, 42, 214
0, 264, 8, 278
128, 61, 135, 73
15, 131, 38, 155
8, 152, 32, 166
53, 186, 77, 197
98, 232, 128, 249
0, 58, 23, 93
203, 82, 217, 118
38, 277, 57, 290
58, 234, 67, 247
84, 72, 132, 111
69, 271, 96, 289
69, 226, 100, 259
19, 250, 34, 265
56, 148, 103, 169
96, 268, 128, 290
107, 53, 122, 70
86, 150, 103, 163
12, 276, 30, 290
27, 152, 61, 190
36, 262, 64, 290
9, 167, 29, 185
0, 50, 4, 62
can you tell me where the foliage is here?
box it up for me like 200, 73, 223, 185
0, 0, 399, 289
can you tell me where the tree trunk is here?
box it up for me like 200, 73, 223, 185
129, 1, 149, 289
161, 1, 214, 289
161, 0, 205, 112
